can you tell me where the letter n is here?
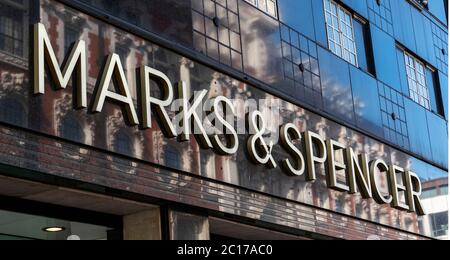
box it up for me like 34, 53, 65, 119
33, 23, 87, 108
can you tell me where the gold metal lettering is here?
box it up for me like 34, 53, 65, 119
370, 159, 393, 204
407, 171, 426, 216
326, 139, 349, 192
280, 123, 305, 176
91, 54, 139, 125
31, 22, 428, 215
389, 165, 410, 211
210, 96, 239, 155
304, 131, 326, 181
178, 81, 213, 149
140, 66, 176, 137
246, 110, 277, 169
33, 23, 87, 108
345, 148, 372, 198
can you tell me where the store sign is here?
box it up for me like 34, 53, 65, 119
31, 23, 426, 215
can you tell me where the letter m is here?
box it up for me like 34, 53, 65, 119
33, 23, 87, 108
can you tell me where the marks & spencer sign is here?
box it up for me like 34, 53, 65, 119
32, 23, 426, 215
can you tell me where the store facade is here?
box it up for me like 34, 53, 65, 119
0, 0, 448, 240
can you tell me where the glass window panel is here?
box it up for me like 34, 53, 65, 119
205, 18, 218, 40
218, 27, 230, 46
404, 52, 431, 110
323, 0, 358, 66
245, 0, 278, 18
192, 11, 205, 34
219, 44, 231, 66
227, 0, 238, 13
229, 30, 241, 52
0, 4, 24, 57
204, 0, 216, 18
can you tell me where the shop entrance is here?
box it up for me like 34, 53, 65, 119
0, 174, 160, 240
0, 209, 116, 240
209, 217, 307, 240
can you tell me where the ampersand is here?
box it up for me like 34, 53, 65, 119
246, 111, 277, 169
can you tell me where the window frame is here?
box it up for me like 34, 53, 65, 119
404, 51, 432, 110
0, 0, 26, 58
323, 0, 359, 67
245, 0, 278, 18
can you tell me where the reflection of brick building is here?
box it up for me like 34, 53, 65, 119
421, 177, 449, 239
0, 0, 448, 240
0, 0, 29, 129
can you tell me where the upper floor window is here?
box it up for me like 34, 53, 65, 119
404, 52, 430, 109
324, 0, 358, 66
403, 50, 444, 116
0, 3, 24, 57
245, 0, 277, 18
323, 0, 375, 74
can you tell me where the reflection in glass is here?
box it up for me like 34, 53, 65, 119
165, 144, 181, 169
244, 0, 278, 18
0, 0, 446, 239
191, 0, 243, 71
420, 177, 448, 239
404, 52, 431, 109
0, 98, 26, 126
0, 2, 25, 57
323, 0, 358, 66
114, 129, 132, 156
80, 0, 193, 47
60, 114, 85, 142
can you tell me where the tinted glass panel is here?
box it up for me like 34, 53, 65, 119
438, 72, 448, 118
426, 111, 448, 169
371, 25, 401, 90
350, 67, 382, 137
404, 99, 432, 159
311, 0, 327, 47
428, 0, 448, 24
79, 0, 193, 47
0, 0, 447, 239
391, 0, 416, 52
240, 0, 289, 93
353, 18, 374, 74
425, 68, 444, 116
278, 0, 315, 39
318, 46, 355, 124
